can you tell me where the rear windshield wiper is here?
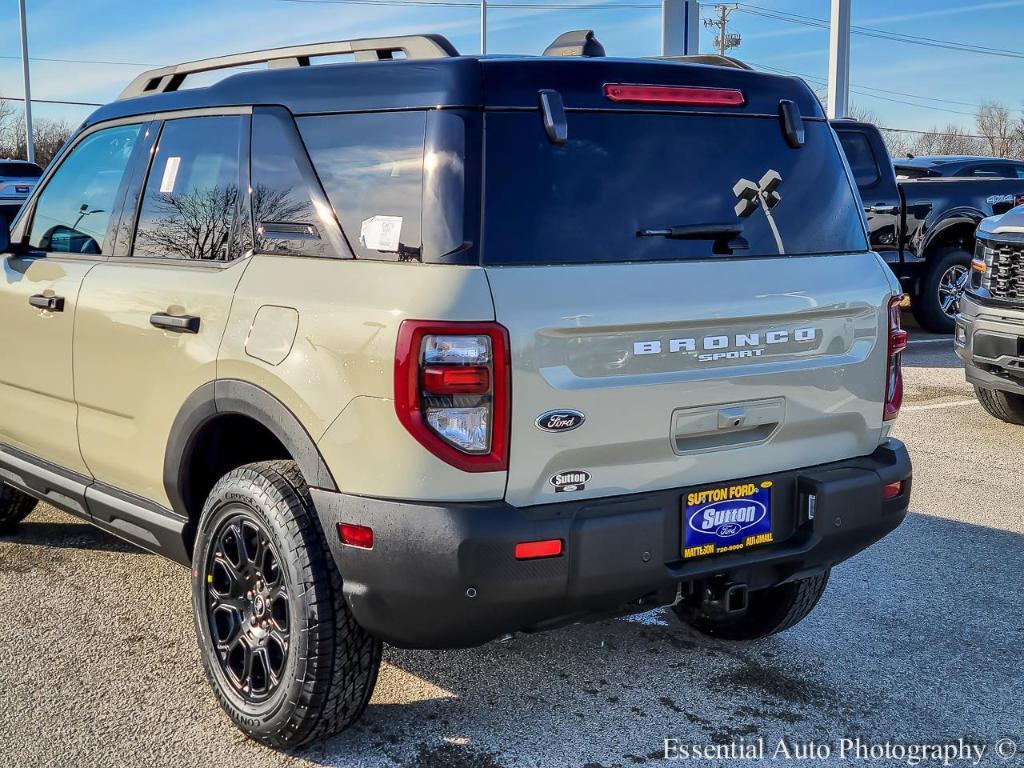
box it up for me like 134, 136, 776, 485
637, 223, 748, 255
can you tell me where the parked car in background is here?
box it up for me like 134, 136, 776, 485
895, 155, 1024, 180
833, 120, 1024, 333
0, 159, 43, 222
956, 204, 1024, 423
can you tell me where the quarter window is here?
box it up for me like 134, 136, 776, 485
298, 112, 425, 261
27, 124, 141, 254
132, 115, 243, 261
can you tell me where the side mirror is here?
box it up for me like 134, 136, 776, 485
0, 217, 9, 254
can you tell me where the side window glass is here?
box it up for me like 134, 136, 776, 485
298, 111, 425, 261
28, 124, 141, 254
251, 110, 337, 258
1016, 167, 1024, 179
836, 132, 880, 189
132, 115, 242, 261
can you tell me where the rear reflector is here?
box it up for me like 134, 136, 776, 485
423, 365, 491, 395
514, 539, 564, 560
883, 481, 903, 500
337, 523, 374, 549
604, 84, 745, 107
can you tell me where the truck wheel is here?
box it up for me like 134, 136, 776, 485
974, 386, 1024, 425
0, 484, 38, 534
672, 571, 830, 641
912, 247, 971, 334
192, 460, 381, 747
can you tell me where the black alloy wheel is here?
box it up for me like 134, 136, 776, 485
204, 512, 290, 702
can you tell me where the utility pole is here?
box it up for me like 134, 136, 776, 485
661, 0, 700, 57
703, 3, 740, 57
18, 0, 34, 164
826, 0, 851, 119
480, 0, 487, 55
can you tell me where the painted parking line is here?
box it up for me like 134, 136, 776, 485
902, 399, 979, 412
907, 337, 952, 345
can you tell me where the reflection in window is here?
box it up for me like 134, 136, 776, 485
133, 116, 242, 261
252, 111, 328, 258
28, 124, 141, 254
298, 111, 425, 261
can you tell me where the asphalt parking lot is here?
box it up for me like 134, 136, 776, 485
1, 317, 1021, 768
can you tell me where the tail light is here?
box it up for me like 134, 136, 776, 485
395, 320, 510, 472
884, 295, 908, 422
604, 84, 745, 107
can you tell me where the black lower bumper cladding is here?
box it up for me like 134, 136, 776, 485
312, 439, 911, 649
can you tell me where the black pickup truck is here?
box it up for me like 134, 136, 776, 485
833, 120, 1024, 332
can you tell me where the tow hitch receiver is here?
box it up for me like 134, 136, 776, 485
702, 581, 749, 615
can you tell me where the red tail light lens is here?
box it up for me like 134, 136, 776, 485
514, 539, 564, 560
884, 295, 908, 422
337, 522, 374, 549
882, 481, 903, 500
604, 84, 745, 107
422, 365, 491, 395
395, 320, 510, 472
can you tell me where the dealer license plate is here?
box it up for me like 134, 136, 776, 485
683, 480, 774, 560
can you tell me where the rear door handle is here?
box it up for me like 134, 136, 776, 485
29, 294, 65, 312
150, 312, 201, 334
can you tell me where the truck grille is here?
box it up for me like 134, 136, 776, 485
984, 240, 1024, 300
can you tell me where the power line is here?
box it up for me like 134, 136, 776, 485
272, 0, 661, 8
737, 3, 1024, 60
0, 55, 159, 67
750, 61, 984, 117
1, 95, 102, 107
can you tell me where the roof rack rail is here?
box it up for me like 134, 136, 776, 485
117, 34, 459, 101
652, 54, 753, 70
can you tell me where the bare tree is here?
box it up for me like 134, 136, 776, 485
0, 95, 74, 168
975, 100, 1023, 158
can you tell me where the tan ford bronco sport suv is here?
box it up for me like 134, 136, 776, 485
0, 32, 912, 747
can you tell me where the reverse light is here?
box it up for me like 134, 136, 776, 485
514, 539, 564, 560
395, 320, 510, 472
884, 295, 908, 422
604, 84, 745, 107
337, 522, 374, 549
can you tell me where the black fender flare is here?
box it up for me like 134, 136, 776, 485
163, 380, 337, 518
919, 210, 982, 258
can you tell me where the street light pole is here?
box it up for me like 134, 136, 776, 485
480, 0, 487, 54
826, 0, 851, 119
18, 0, 34, 164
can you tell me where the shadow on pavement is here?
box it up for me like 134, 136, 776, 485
294, 512, 1022, 767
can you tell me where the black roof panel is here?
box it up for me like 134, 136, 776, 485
84, 53, 823, 127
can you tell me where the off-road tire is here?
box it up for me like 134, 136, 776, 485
912, 247, 971, 334
974, 386, 1024, 425
672, 571, 830, 641
191, 460, 382, 747
0, 484, 38, 534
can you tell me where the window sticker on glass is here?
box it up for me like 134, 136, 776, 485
159, 156, 181, 194
360, 215, 403, 252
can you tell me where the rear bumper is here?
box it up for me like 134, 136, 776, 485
955, 294, 1024, 395
312, 439, 911, 649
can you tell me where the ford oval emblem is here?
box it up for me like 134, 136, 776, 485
536, 409, 586, 433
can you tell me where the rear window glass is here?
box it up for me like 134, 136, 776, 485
482, 112, 867, 265
836, 131, 880, 188
0, 161, 42, 177
298, 112, 424, 261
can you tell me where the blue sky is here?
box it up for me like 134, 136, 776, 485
1, 0, 1022, 135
